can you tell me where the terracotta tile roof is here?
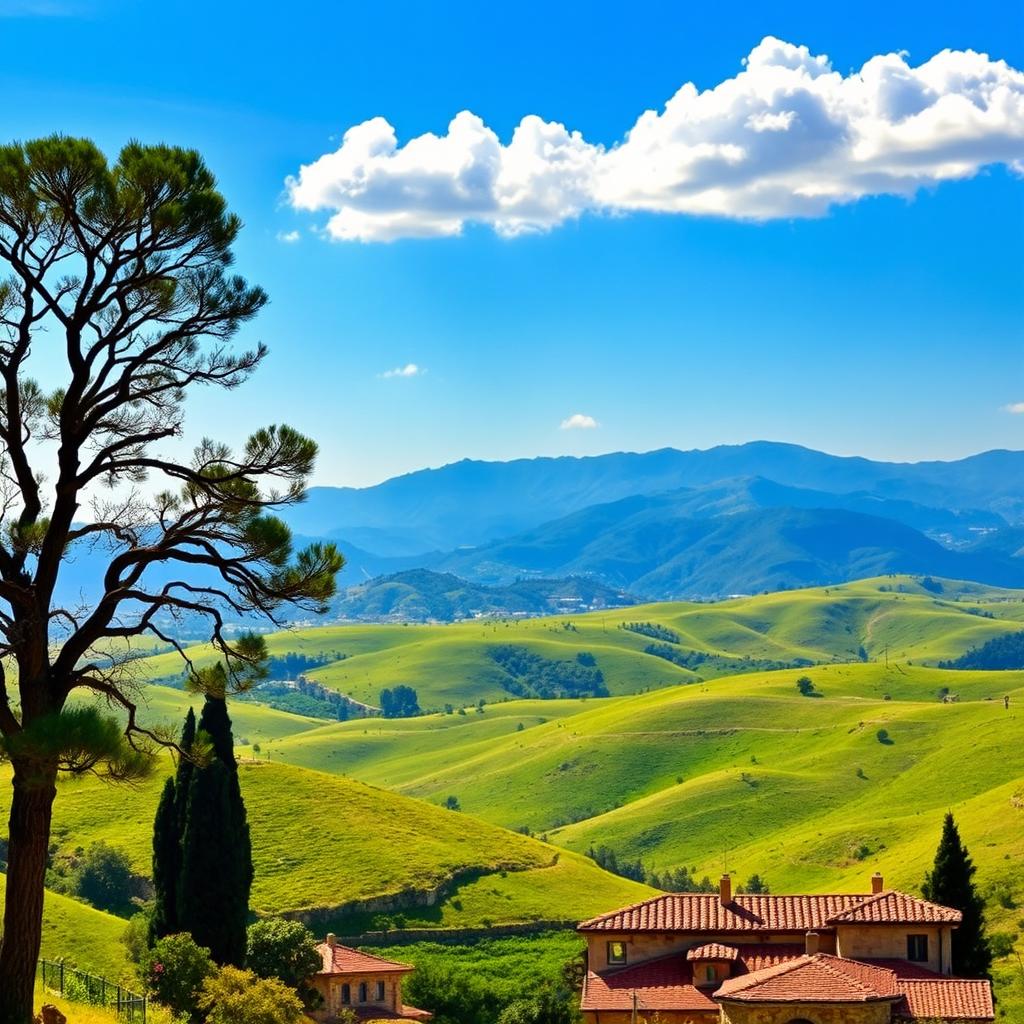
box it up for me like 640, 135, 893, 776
715, 954, 900, 1003
580, 955, 718, 1013
827, 890, 962, 925
896, 979, 994, 1021
315, 942, 414, 976
862, 958, 946, 980
687, 942, 740, 961
579, 889, 960, 933
737, 944, 809, 972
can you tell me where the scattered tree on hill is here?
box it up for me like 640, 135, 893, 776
0, 136, 342, 1023
380, 684, 421, 718
737, 874, 770, 894
922, 812, 992, 978
490, 645, 608, 699
444, 795, 462, 811
940, 631, 1024, 671
246, 918, 322, 1008
587, 845, 716, 892
796, 675, 816, 696
71, 841, 135, 914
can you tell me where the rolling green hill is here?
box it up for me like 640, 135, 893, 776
0, 756, 651, 931
0, 884, 131, 980
10, 575, 1024, 1000
131, 575, 1024, 711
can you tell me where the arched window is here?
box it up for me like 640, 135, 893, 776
358, 982, 368, 1003
376, 980, 386, 1000
705, 965, 716, 982
340, 983, 350, 1005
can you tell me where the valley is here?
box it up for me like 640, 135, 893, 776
9, 575, 1023, 1017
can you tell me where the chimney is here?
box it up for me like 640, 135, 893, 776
719, 874, 732, 906
805, 931, 820, 956
326, 933, 337, 948
871, 872, 884, 895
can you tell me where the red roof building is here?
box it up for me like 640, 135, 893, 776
308, 935, 432, 1022
577, 873, 994, 1024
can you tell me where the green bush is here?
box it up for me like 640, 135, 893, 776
199, 966, 305, 1024
72, 841, 135, 914
142, 933, 215, 1017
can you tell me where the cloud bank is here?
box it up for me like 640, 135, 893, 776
560, 413, 599, 430
1004, 402, 1024, 414
287, 37, 1024, 242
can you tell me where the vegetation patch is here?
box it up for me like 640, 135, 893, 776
488, 646, 608, 699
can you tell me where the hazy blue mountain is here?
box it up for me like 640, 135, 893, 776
332, 569, 635, 622
436, 500, 1024, 598
286, 442, 1024, 554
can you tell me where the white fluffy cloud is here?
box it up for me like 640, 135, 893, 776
276, 230, 301, 244
287, 37, 1024, 241
380, 363, 425, 378
1004, 402, 1024, 414
560, 413, 599, 430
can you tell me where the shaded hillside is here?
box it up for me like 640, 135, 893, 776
439, 501, 1024, 597
332, 569, 635, 621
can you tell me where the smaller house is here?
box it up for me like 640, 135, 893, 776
309, 934, 433, 1022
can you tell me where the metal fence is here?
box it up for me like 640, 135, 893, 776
38, 959, 147, 1023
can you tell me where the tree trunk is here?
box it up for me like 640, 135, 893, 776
0, 759, 58, 1024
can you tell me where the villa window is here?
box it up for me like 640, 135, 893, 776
340, 984, 350, 1005
705, 965, 716, 983
607, 941, 627, 965
376, 980, 385, 1000
358, 982, 368, 1002
907, 934, 929, 962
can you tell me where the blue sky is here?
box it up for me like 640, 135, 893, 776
1, 0, 1022, 486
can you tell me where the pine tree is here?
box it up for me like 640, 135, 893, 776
177, 694, 253, 966
150, 707, 197, 943
922, 812, 992, 977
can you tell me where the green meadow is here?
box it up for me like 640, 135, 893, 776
0, 757, 650, 926
5, 574, 1023, 1008
128, 575, 1024, 712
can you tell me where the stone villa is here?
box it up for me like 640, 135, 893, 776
308, 934, 433, 1022
578, 873, 995, 1023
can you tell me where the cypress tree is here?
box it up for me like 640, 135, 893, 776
150, 707, 197, 943
177, 695, 253, 966
922, 812, 992, 977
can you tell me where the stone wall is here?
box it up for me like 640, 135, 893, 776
834, 924, 950, 974
719, 999, 893, 1024
585, 932, 830, 973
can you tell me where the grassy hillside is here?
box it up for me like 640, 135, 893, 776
0, 883, 131, 980
262, 662, 1024, 858
0, 757, 651, 928
130, 576, 1024, 711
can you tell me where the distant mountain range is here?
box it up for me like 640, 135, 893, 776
288, 442, 1024, 555
278, 443, 1024, 609
50, 442, 1024, 620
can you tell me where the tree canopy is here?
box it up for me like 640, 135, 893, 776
0, 135, 343, 1024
